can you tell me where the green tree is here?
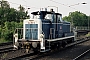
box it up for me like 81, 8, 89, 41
0, 0, 30, 43
18, 5, 25, 12
0, 0, 10, 8
1, 21, 23, 41
18, 5, 29, 21
0, 0, 10, 27
63, 11, 88, 26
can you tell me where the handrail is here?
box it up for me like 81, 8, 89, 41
13, 28, 45, 40
75, 26, 90, 30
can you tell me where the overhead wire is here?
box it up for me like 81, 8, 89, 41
8, 0, 77, 10
6, 0, 80, 12
49, 0, 77, 10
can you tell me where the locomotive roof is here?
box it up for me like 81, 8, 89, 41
31, 11, 62, 15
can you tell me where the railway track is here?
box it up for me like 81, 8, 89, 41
33, 37, 90, 60
73, 48, 90, 60
35, 37, 90, 60
66, 37, 90, 47
5, 37, 90, 60
0, 42, 13, 46
8, 51, 36, 60
0, 49, 34, 60
0, 46, 13, 54
0, 42, 13, 54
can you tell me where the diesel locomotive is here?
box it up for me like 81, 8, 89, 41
13, 9, 75, 52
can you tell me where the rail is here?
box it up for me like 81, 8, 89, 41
73, 48, 90, 60
0, 42, 13, 46
10, 37, 90, 60
72, 37, 90, 60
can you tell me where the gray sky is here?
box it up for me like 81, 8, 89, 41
6, 0, 90, 17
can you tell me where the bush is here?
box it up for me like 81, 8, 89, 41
0, 21, 23, 42
86, 32, 90, 37
0, 38, 9, 43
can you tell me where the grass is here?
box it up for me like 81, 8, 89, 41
0, 38, 10, 44
85, 32, 90, 37
1, 53, 7, 59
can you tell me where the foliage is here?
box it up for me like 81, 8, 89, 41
86, 32, 90, 37
0, 0, 29, 43
18, 5, 25, 12
0, 22, 23, 41
63, 11, 90, 26
0, 0, 30, 27
0, 38, 10, 43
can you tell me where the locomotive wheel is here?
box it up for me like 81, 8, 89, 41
62, 41, 67, 48
26, 49, 29, 53
57, 43, 60, 49
14, 42, 19, 50
33, 48, 38, 53
32, 42, 37, 48
26, 45, 30, 53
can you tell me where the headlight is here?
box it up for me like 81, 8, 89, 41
40, 34, 44, 38
14, 33, 18, 37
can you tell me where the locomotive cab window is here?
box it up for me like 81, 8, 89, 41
32, 15, 40, 19
57, 15, 63, 23
45, 14, 52, 19
45, 13, 56, 23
